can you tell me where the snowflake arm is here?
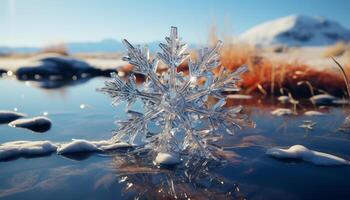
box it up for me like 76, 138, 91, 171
122, 39, 166, 92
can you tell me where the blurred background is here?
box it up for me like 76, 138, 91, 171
1, 0, 350, 95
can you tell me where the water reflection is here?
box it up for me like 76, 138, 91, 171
22, 78, 92, 89
110, 150, 246, 200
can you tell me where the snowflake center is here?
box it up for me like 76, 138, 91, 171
161, 91, 185, 113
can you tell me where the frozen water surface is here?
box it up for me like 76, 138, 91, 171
1, 77, 350, 200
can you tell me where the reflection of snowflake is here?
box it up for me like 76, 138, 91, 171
100, 27, 253, 158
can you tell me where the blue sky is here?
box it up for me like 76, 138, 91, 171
1, 0, 350, 47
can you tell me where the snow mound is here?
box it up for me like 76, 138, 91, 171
271, 108, 294, 116
57, 139, 132, 154
226, 94, 252, 100
310, 94, 337, 105
266, 145, 349, 166
155, 152, 181, 165
9, 116, 51, 133
0, 139, 132, 160
0, 110, 27, 124
240, 15, 350, 47
0, 140, 58, 160
277, 96, 290, 104
304, 110, 325, 116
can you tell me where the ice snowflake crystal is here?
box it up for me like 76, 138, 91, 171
100, 27, 253, 159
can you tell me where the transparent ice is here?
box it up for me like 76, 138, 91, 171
100, 27, 254, 159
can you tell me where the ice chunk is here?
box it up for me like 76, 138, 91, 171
266, 145, 349, 166
155, 152, 181, 165
304, 110, 325, 116
9, 116, 51, 133
271, 108, 293, 116
0, 140, 57, 160
0, 110, 26, 124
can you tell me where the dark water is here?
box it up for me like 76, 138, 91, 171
1, 77, 350, 200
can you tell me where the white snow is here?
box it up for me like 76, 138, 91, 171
0, 110, 27, 123
277, 96, 290, 104
0, 140, 58, 160
240, 15, 350, 47
226, 94, 252, 100
310, 94, 337, 105
57, 139, 132, 154
304, 110, 325, 116
271, 108, 294, 116
0, 139, 132, 160
57, 139, 101, 154
155, 152, 181, 165
266, 145, 349, 166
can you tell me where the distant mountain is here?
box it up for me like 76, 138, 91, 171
0, 39, 163, 54
239, 15, 350, 47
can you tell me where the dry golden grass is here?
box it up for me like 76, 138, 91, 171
118, 27, 350, 98
217, 44, 348, 97
323, 41, 349, 57
205, 29, 349, 98
40, 43, 69, 56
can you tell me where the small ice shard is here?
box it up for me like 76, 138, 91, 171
304, 110, 325, 116
310, 94, 336, 105
271, 108, 294, 116
226, 94, 252, 100
155, 152, 181, 165
299, 120, 316, 131
0, 110, 27, 124
9, 116, 51, 133
57, 139, 132, 154
277, 96, 290, 104
0, 140, 57, 160
266, 145, 349, 166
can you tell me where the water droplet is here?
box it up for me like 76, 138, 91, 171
7, 71, 13, 76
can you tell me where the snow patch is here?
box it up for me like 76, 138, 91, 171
310, 94, 337, 105
271, 108, 294, 116
304, 110, 325, 116
226, 94, 252, 100
240, 15, 350, 47
57, 139, 132, 154
0, 139, 132, 160
266, 145, 349, 166
0, 140, 58, 160
277, 96, 290, 104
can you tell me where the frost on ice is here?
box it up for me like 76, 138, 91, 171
100, 27, 254, 160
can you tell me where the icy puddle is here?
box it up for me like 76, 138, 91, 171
1, 77, 350, 200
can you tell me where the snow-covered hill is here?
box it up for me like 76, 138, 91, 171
240, 15, 350, 47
